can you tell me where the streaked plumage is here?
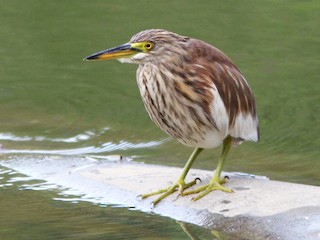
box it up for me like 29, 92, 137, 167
85, 29, 259, 205
130, 30, 259, 148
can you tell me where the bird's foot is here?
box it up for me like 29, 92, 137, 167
183, 176, 233, 201
140, 178, 200, 206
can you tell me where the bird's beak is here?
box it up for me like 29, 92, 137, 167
83, 43, 141, 61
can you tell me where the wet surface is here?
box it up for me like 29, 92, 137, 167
0, 158, 218, 240
1, 155, 319, 240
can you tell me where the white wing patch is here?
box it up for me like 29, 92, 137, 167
201, 83, 259, 148
229, 113, 259, 142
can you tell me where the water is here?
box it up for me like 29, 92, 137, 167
0, 166, 219, 239
0, 0, 319, 239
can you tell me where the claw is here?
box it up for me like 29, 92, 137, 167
219, 175, 230, 184
195, 177, 202, 183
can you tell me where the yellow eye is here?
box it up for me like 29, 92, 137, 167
145, 42, 154, 50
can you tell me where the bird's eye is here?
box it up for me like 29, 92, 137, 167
145, 42, 154, 50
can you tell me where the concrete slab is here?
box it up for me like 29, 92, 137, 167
1, 154, 319, 240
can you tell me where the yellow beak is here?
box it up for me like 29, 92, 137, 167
83, 43, 141, 61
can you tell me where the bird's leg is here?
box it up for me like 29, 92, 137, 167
140, 147, 203, 205
183, 136, 233, 201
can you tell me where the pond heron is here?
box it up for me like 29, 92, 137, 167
84, 29, 259, 205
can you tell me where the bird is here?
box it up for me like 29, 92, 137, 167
84, 29, 259, 205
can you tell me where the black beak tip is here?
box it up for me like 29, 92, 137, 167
83, 54, 98, 61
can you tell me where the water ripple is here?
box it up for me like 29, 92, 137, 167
1, 139, 169, 155
0, 127, 110, 143
0, 128, 170, 155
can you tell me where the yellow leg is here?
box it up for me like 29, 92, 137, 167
184, 136, 233, 201
140, 147, 203, 205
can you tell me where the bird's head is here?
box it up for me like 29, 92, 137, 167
84, 29, 189, 64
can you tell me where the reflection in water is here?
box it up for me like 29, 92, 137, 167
179, 221, 202, 240
179, 221, 250, 240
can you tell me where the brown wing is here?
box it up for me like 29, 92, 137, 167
185, 39, 259, 139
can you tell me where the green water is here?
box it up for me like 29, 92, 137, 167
0, 0, 319, 239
